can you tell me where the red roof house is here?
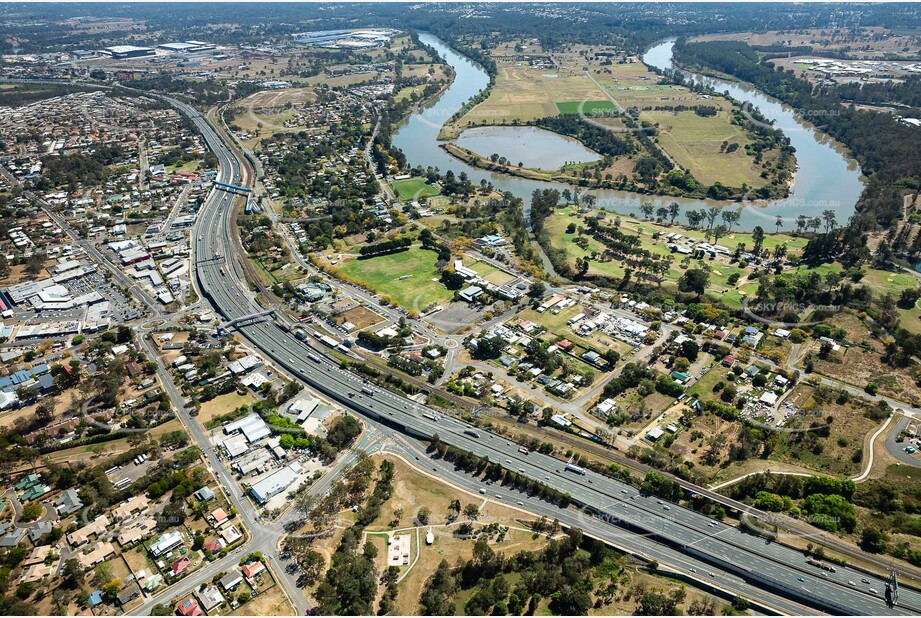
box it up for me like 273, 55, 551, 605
171, 557, 191, 576
241, 561, 265, 579
176, 598, 202, 616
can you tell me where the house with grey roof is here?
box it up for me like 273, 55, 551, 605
28, 521, 53, 543
54, 488, 83, 516
196, 585, 224, 611
0, 528, 27, 547
219, 569, 243, 591
194, 486, 215, 501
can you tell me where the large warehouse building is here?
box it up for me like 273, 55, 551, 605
105, 45, 155, 59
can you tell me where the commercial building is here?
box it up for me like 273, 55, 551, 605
249, 463, 301, 504
223, 412, 271, 444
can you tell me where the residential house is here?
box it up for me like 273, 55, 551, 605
53, 488, 83, 516
113, 494, 149, 520
88, 591, 104, 608
149, 530, 183, 557
116, 582, 141, 606
209, 508, 228, 529
194, 486, 215, 501
77, 542, 116, 569
220, 525, 242, 545
117, 517, 157, 547
170, 556, 191, 577
68, 516, 110, 547
241, 561, 265, 580
27, 521, 53, 543
176, 598, 202, 617
203, 538, 224, 554
196, 585, 225, 612
220, 569, 243, 591
143, 573, 163, 592
19, 560, 57, 583
14, 473, 41, 491
0, 528, 27, 548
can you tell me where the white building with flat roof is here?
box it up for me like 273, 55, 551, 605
249, 463, 301, 504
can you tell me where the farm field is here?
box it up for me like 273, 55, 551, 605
441, 65, 609, 137
391, 177, 441, 200
336, 247, 453, 311
592, 59, 776, 189
444, 43, 789, 193
556, 100, 617, 115
648, 109, 772, 187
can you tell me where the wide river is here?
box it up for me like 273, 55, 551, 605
392, 35, 863, 232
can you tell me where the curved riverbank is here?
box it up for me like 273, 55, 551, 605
393, 34, 863, 232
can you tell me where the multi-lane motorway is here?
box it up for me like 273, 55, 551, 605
177, 96, 918, 616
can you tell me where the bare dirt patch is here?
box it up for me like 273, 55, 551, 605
338, 305, 385, 330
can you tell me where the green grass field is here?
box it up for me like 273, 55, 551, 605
391, 177, 441, 200
338, 247, 452, 311
556, 100, 617, 115
645, 110, 768, 188
469, 259, 516, 285
542, 206, 797, 308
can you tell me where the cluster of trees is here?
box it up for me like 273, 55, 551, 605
419, 227, 451, 263
314, 460, 395, 615
274, 414, 360, 460
644, 103, 718, 117
356, 322, 411, 349
0, 83, 97, 108
122, 74, 230, 106
752, 268, 874, 323
640, 471, 685, 502
271, 128, 379, 204
533, 115, 636, 158
358, 235, 411, 257
725, 473, 857, 532
601, 363, 682, 400
297, 198, 385, 251
586, 217, 674, 286
421, 528, 614, 616
32, 145, 125, 192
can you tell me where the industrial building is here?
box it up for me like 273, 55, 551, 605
105, 45, 155, 59
249, 463, 301, 504
223, 412, 271, 443
158, 40, 216, 53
